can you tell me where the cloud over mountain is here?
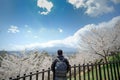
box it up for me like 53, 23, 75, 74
11, 16, 120, 51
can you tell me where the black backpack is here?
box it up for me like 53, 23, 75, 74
55, 58, 67, 77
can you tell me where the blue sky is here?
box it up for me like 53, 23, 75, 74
0, 0, 120, 51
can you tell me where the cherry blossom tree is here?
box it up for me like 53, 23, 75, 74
0, 50, 52, 80
77, 17, 120, 62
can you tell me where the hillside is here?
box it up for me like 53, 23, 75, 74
0, 50, 52, 79
0, 49, 99, 80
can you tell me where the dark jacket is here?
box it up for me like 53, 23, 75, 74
51, 55, 70, 73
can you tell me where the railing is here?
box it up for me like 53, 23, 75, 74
2, 60, 120, 80
8, 68, 52, 80
69, 61, 120, 80
3, 61, 120, 80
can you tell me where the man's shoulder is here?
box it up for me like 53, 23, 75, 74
63, 57, 68, 60
53, 56, 69, 62
64, 58, 69, 62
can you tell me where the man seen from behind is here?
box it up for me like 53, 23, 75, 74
51, 49, 70, 80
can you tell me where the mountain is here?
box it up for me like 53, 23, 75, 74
39, 46, 77, 54
4, 46, 77, 57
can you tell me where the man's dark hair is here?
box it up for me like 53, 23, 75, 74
57, 49, 63, 56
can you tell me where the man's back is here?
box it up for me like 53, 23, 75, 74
51, 55, 70, 73
51, 50, 70, 80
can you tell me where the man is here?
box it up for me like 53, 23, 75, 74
51, 49, 70, 80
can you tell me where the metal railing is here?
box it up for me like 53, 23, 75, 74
69, 61, 120, 80
2, 60, 120, 80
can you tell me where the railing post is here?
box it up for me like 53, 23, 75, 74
91, 63, 94, 80
74, 64, 76, 80
48, 68, 50, 80
69, 66, 72, 80
109, 62, 114, 80
9, 77, 12, 80
30, 72, 32, 80
78, 64, 81, 80
119, 61, 120, 79
98, 63, 102, 80
116, 61, 120, 79
36, 71, 39, 80
95, 63, 98, 80
103, 62, 106, 80
16, 75, 20, 80
113, 61, 117, 80
106, 62, 110, 80
23, 74, 26, 80
83, 64, 85, 80
87, 63, 90, 80
42, 69, 45, 80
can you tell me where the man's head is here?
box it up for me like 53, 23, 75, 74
57, 49, 63, 56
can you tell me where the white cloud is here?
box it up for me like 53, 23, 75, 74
36, 0, 119, 16
58, 28, 63, 33
8, 25, 20, 33
74, 16, 120, 35
85, 0, 114, 17
12, 40, 62, 50
68, 0, 85, 8
11, 36, 77, 51
67, 0, 114, 17
9, 16, 120, 51
37, 0, 53, 15
111, 0, 120, 4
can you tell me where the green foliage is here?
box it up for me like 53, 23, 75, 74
0, 50, 7, 57
41, 50, 50, 57
0, 50, 7, 60
0, 50, 8, 67
108, 52, 120, 62
68, 53, 120, 80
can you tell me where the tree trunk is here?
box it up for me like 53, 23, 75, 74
104, 56, 108, 63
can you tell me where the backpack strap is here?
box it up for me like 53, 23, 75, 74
56, 57, 65, 62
